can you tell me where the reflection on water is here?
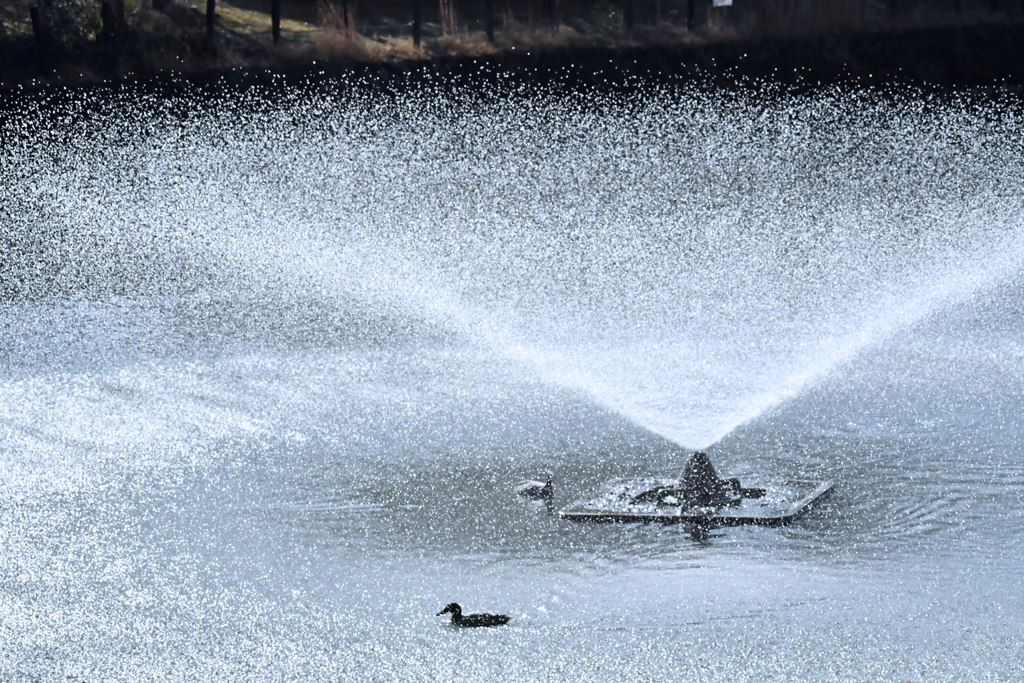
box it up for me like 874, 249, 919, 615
1, 75, 1023, 680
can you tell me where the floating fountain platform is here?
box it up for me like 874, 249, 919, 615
559, 452, 834, 527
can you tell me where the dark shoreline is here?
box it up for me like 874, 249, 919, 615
406, 20, 1024, 91
2, 20, 1023, 98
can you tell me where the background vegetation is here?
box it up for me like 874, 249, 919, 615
1, 0, 1022, 85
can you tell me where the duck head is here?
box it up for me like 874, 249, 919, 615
436, 603, 462, 617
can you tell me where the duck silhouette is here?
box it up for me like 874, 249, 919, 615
515, 472, 552, 500
436, 602, 510, 627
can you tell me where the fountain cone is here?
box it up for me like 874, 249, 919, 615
559, 451, 833, 526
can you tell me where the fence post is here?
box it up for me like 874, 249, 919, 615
485, 0, 495, 42
206, 0, 215, 36
101, 1, 118, 74
272, 0, 281, 42
413, 0, 421, 46
686, 0, 694, 31
101, 1, 115, 43
30, 4, 48, 73
30, 5, 43, 46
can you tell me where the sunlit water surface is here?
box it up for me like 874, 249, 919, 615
1, 75, 1023, 681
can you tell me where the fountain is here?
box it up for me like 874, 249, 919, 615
1, 74, 1023, 680
559, 449, 832, 526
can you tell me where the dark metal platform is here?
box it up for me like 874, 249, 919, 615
559, 477, 834, 526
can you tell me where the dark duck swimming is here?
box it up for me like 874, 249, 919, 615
436, 603, 510, 627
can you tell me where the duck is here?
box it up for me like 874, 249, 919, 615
515, 472, 552, 499
436, 602, 510, 627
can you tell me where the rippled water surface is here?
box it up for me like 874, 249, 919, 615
1, 74, 1023, 681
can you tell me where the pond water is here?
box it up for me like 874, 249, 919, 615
1, 73, 1023, 681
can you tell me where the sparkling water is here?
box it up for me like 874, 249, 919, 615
1, 74, 1023, 681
